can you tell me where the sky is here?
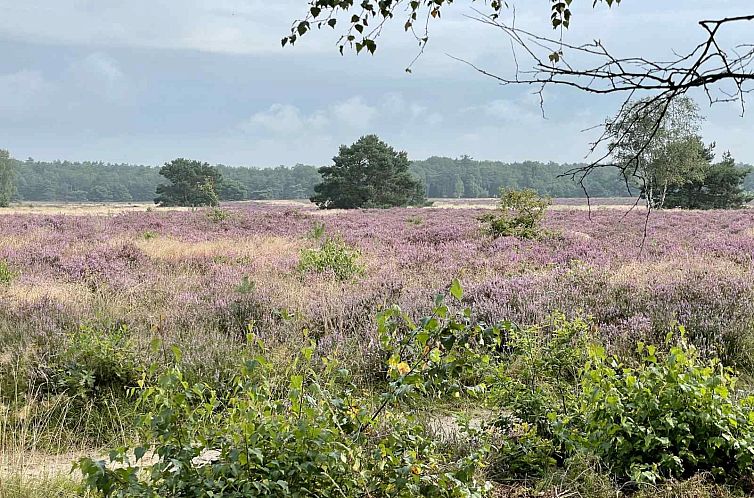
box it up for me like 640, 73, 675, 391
0, 0, 752, 167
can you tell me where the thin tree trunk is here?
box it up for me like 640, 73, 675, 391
659, 180, 668, 210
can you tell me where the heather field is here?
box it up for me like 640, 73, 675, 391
2, 202, 754, 496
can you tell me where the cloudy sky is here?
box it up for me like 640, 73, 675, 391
0, 0, 752, 167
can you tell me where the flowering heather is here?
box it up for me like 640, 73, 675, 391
1, 203, 753, 378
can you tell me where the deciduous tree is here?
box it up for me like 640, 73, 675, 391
0, 149, 16, 207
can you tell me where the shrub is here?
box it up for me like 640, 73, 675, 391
577, 333, 754, 484
490, 419, 557, 479
298, 236, 364, 281
0, 259, 16, 284
480, 188, 550, 239
378, 279, 508, 399
51, 324, 139, 400
206, 207, 231, 223
491, 314, 592, 434
76, 339, 491, 497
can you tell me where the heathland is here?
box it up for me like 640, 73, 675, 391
2, 200, 754, 496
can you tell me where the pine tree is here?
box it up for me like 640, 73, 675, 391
311, 135, 427, 209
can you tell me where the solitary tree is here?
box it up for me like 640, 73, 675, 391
155, 158, 222, 207
311, 135, 426, 209
0, 150, 16, 207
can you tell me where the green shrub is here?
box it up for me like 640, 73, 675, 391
378, 279, 507, 399
298, 236, 364, 281
492, 314, 592, 434
76, 339, 491, 497
206, 207, 231, 223
51, 324, 139, 400
490, 419, 557, 479
0, 259, 16, 284
480, 188, 550, 239
577, 332, 754, 484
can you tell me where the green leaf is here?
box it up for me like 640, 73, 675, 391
449, 278, 463, 300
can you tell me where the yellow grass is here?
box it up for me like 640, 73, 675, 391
0, 202, 193, 216
4, 281, 93, 309
610, 256, 748, 287
132, 236, 302, 262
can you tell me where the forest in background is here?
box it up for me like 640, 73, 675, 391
14, 155, 750, 203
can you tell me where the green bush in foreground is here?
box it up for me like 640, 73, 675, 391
578, 333, 754, 483
76, 334, 490, 497
51, 324, 139, 400
490, 321, 754, 486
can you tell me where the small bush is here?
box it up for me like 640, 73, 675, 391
51, 324, 139, 400
490, 418, 557, 479
141, 230, 158, 240
0, 259, 16, 284
578, 333, 754, 484
378, 279, 508, 399
480, 188, 550, 239
298, 236, 364, 281
206, 207, 231, 223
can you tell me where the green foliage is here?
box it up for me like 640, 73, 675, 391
298, 235, 364, 280
50, 324, 139, 400
308, 220, 326, 240
492, 314, 592, 436
0, 149, 15, 207
480, 188, 550, 239
154, 158, 222, 207
665, 151, 754, 209
491, 420, 558, 479
206, 206, 232, 223
578, 333, 754, 483
0, 259, 16, 284
311, 135, 427, 209
141, 230, 158, 240
377, 280, 507, 399
76, 338, 490, 497
606, 97, 711, 209
283, 1, 621, 58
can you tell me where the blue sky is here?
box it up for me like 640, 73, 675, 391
0, 0, 752, 167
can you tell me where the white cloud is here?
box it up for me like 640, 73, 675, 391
242, 104, 329, 134
330, 97, 378, 128
0, 69, 54, 116
242, 96, 378, 136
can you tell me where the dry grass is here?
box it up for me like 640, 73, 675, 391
610, 256, 749, 287
0, 202, 191, 216
5, 281, 93, 310
133, 235, 302, 262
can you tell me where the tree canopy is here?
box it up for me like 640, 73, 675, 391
1, 152, 751, 205
665, 152, 754, 210
604, 97, 709, 209
0, 150, 15, 207
311, 135, 427, 209
154, 158, 222, 207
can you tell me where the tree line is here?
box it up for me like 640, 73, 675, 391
8, 154, 743, 204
